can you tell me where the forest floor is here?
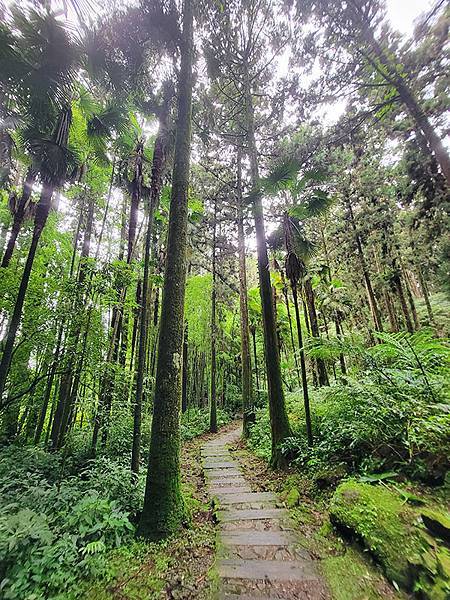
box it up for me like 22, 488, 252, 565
85, 424, 242, 599
226, 427, 408, 600
89, 420, 408, 600
203, 426, 329, 599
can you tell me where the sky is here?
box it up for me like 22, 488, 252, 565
386, 0, 434, 34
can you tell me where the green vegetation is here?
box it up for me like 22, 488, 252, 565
0, 0, 448, 597
330, 481, 450, 598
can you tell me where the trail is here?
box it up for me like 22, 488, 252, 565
202, 425, 329, 599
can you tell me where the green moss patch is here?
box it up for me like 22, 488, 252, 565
329, 480, 450, 598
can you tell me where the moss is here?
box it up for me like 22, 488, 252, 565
286, 487, 301, 508
421, 509, 450, 543
321, 547, 402, 600
329, 481, 450, 598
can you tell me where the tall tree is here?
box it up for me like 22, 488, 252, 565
137, 0, 193, 540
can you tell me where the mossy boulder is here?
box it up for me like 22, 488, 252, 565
285, 487, 300, 508
421, 509, 450, 543
329, 480, 450, 598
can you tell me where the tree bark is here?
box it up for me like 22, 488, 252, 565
0, 183, 53, 401
1, 167, 36, 268
137, 0, 193, 541
243, 62, 291, 468
236, 151, 254, 437
303, 277, 329, 386
291, 282, 313, 446
209, 197, 218, 433
346, 198, 383, 332
132, 90, 171, 474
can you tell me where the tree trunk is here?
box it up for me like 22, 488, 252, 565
209, 197, 218, 433
243, 62, 290, 468
34, 326, 63, 443
334, 316, 347, 376
1, 167, 36, 268
291, 282, 313, 446
416, 264, 435, 325
181, 321, 188, 413
251, 326, 260, 403
403, 270, 419, 330
346, 198, 383, 332
0, 183, 53, 401
236, 151, 254, 437
137, 0, 193, 541
131, 94, 171, 474
394, 275, 414, 333
303, 278, 329, 386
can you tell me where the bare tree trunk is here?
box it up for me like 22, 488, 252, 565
138, 0, 193, 540
209, 197, 217, 433
291, 282, 313, 446
1, 168, 36, 268
236, 150, 254, 436
243, 61, 291, 467
131, 88, 171, 473
346, 198, 383, 332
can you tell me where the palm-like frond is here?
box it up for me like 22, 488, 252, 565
260, 158, 303, 194
87, 103, 129, 139
371, 330, 450, 376
1, 9, 80, 114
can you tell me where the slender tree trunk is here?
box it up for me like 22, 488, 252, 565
416, 264, 435, 325
394, 275, 414, 333
181, 321, 188, 413
1, 168, 36, 268
303, 278, 329, 386
291, 282, 313, 446
0, 183, 53, 401
250, 326, 260, 403
34, 326, 63, 443
334, 316, 347, 376
281, 274, 301, 386
236, 151, 254, 436
209, 197, 218, 433
385, 290, 399, 332
138, 0, 193, 540
403, 270, 419, 330
132, 98, 170, 473
243, 62, 290, 467
346, 198, 383, 332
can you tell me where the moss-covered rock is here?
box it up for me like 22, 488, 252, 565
285, 487, 300, 508
421, 509, 450, 543
329, 480, 450, 598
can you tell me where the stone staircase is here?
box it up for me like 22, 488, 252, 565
202, 428, 329, 599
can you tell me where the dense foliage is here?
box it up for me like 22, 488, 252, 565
0, 0, 448, 597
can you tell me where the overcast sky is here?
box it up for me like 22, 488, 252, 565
386, 0, 433, 34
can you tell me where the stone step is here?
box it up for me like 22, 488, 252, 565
210, 485, 255, 495
217, 491, 276, 504
218, 559, 319, 582
206, 471, 243, 479
218, 508, 289, 522
222, 529, 296, 546
209, 486, 252, 495
204, 462, 238, 469
202, 453, 231, 459
221, 595, 288, 600
221, 530, 295, 546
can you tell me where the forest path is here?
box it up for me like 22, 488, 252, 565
202, 425, 329, 600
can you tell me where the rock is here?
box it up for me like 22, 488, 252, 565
421, 509, 450, 543
285, 487, 300, 508
329, 480, 450, 598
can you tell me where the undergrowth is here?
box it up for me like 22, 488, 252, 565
248, 329, 449, 485
0, 407, 227, 599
